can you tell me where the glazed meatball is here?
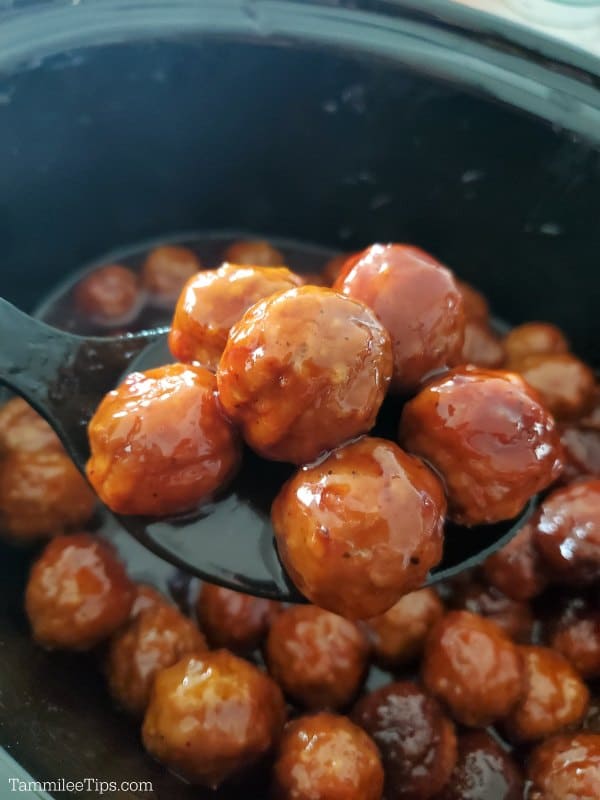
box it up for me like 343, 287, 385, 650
333, 244, 465, 393
400, 367, 563, 526
106, 604, 207, 716
196, 582, 281, 653
456, 279, 489, 323
272, 712, 384, 800
25, 533, 134, 650
560, 425, 600, 481
217, 286, 393, 465
142, 650, 285, 788
546, 594, 600, 680
265, 605, 369, 710
422, 611, 524, 727
515, 353, 596, 420
0, 396, 59, 455
87, 363, 241, 516
223, 238, 285, 266
352, 681, 457, 799
142, 245, 201, 303
451, 581, 534, 643
533, 479, 600, 585
364, 588, 445, 668
504, 645, 589, 743
129, 583, 167, 618
503, 321, 569, 367
462, 321, 505, 368
74, 264, 140, 324
169, 264, 303, 369
272, 437, 446, 619
527, 733, 600, 800
483, 521, 550, 601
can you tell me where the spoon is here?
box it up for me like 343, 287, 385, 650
0, 297, 534, 601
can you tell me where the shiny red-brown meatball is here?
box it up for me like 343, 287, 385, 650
272, 437, 446, 619
451, 581, 534, 643
265, 605, 369, 709
483, 522, 550, 601
218, 286, 393, 465
546, 594, 600, 680
503, 321, 569, 367
142, 650, 285, 788
142, 245, 201, 303
87, 364, 241, 516
129, 583, 167, 618
515, 353, 596, 421
196, 582, 281, 653
560, 425, 600, 481
333, 244, 465, 393
25, 533, 134, 650
223, 239, 285, 266
434, 730, 524, 800
534, 479, 600, 585
422, 611, 524, 727
400, 367, 563, 526
462, 321, 505, 368
74, 264, 140, 324
106, 604, 207, 716
456, 279, 489, 323
527, 733, 600, 800
0, 397, 59, 455
364, 588, 445, 668
353, 682, 457, 799
169, 264, 303, 369
504, 645, 589, 743
272, 712, 384, 800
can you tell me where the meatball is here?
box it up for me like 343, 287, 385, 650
129, 583, 167, 618
352, 681, 457, 799
169, 264, 303, 369
456, 279, 489, 323
333, 243, 465, 393
223, 238, 285, 266
462, 321, 505, 368
504, 645, 589, 743
533, 479, 600, 585
25, 533, 134, 650
106, 604, 207, 716
503, 321, 569, 367
217, 286, 393, 465
142, 650, 285, 787
422, 611, 524, 727
482, 521, 550, 601
400, 367, 563, 526
142, 245, 201, 303
272, 437, 446, 619
0, 396, 59, 455
451, 581, 534, 643
527, 733, 600, 800
272, 712, 384, 800
264, 605, 369, 710
515, 353, 596, 421
74, 264, 140, 324
560, 425, 600, 482
196, 582, 281, 653
364, 588, 445, 668
546, 594, 600, 680
87, 363, 241, 516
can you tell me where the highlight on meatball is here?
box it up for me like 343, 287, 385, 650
74, 264, 140, 325
333, 243, 465, 393
87, 363, 241, 516
527, 733, 600, 800
400, 366, 563, 526
142, 244, 202, 303
217, 286, 393, 465
272, 437, 446, 619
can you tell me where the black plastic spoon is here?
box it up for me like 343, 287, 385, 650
0, 297, 534, 601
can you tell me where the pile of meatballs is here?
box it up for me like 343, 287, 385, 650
1, 238, 599, 799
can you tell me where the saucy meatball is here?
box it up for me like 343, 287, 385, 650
272, 712, 384, 800
482, 521, 550, 601
503, 321, 569, 367
87, 363, 241, 516
504, 645, 589, 743
364, 588, 445, 668
0, 396, 59, 455
546, 594, 600, 680
25, 533, 134, 650
169, 264, 303, 369
527, 733, 600, 800
515, 353, 596, 421
196, 582, 281, 653
106, 604, 207, 716
560, 425, 600, 481
456, 279, 489, 323
264, 605, 369, 710
74, 264, 140, 324
142, 245, 201, 303
462, 321, 505, 368
217, 286, 393, 465
129, 583, 167, 618
272, 437, 446, 619
223, 238, 285, 266
142, 650, 285, 788
352, 681, 457, 799
422, 611, 524, 727
451, 581, 534, 643
400, 367, 563, 526
333, 243, 465, 393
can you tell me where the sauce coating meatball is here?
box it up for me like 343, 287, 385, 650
142, 245, 201, 303
142, 650, 285, 788
400, 367, 563, 526
264, 605, 369, 710
87, 363, 241, 516
272, 712, 384, 800
451, 581, 534, 643
352, 681, 457, 799
25, 533, 134, 650
547, 594, 600, 679
515, 353, 596, 421
223, 239, 285, 266
169, 264, 303, 369
217, 286, 393, 465
527, 733, 600, 800
503, 321, 569, 367
462, 321, 505, 368
0, 396, 60, 455
74, 264, 140, 324
196, 582, 281, 653
422, 611, 524, 727
504, 645, 589, 743
482, 521, 549, 601
333, 244, 465, 393
272, 437, 446, 619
